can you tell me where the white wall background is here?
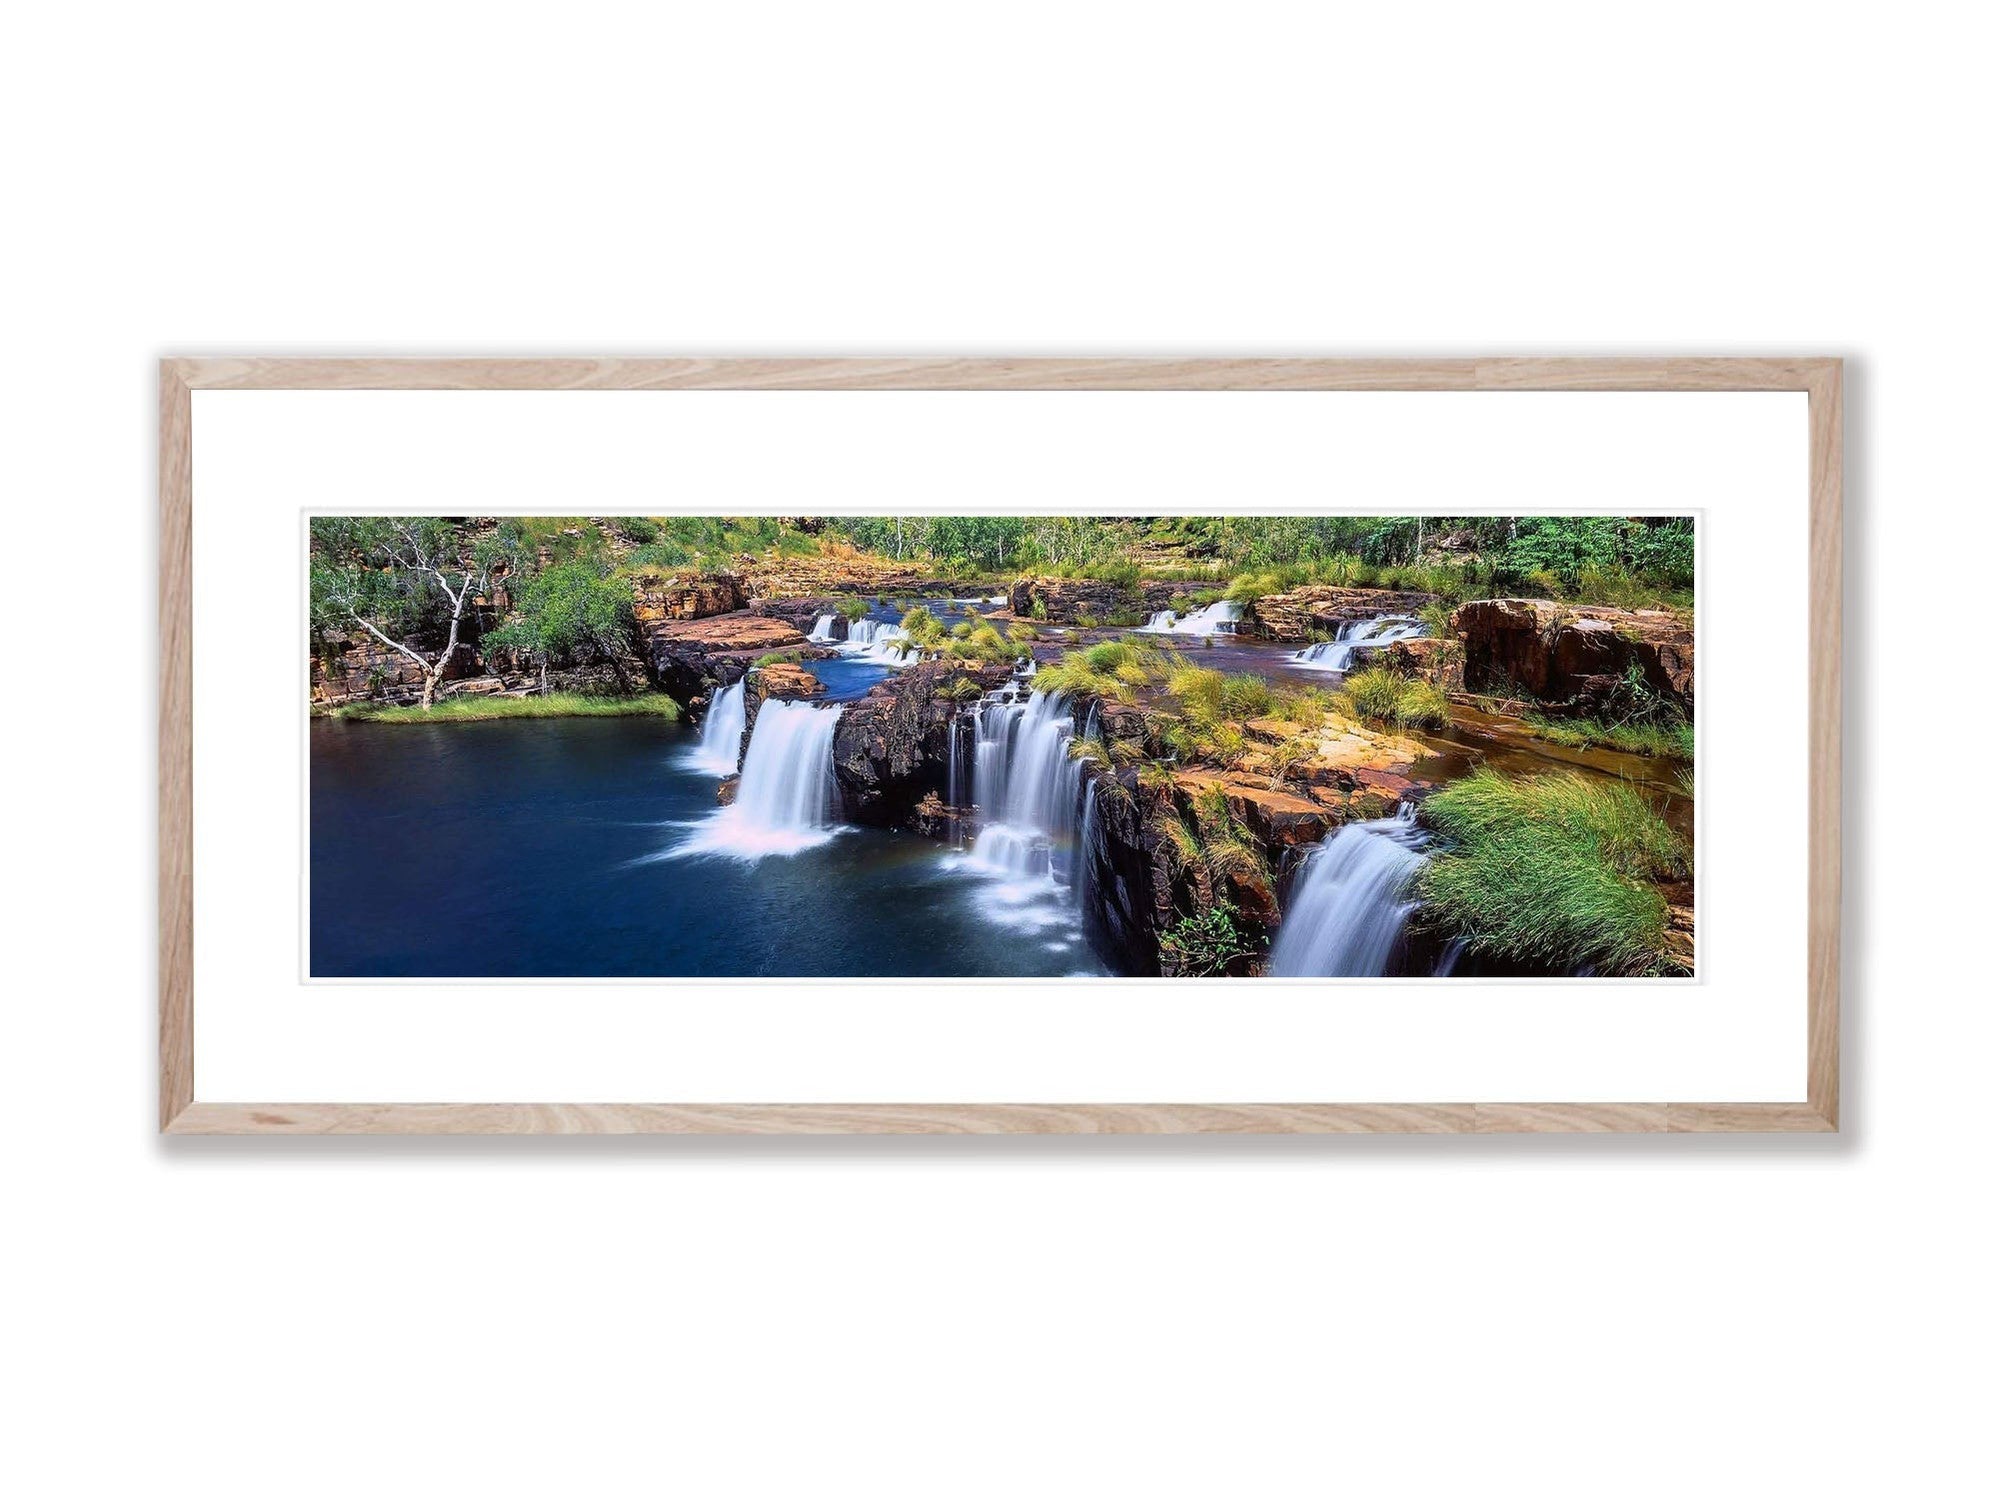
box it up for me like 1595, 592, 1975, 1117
3, 3, 1989, 1495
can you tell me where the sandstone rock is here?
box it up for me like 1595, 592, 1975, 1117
1244, 586, 1435, 643
745, 663, 826, 719
645, 612, 811, 706
1379, 636, 1464, 692
1007, 577, 1179, 624
631, 571, 747, 625
1452, 599, 1693, 717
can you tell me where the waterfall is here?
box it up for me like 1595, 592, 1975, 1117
966, 689, 1084, 885
686, 680, 747, 774
675, 701, 845, 859
1267, 804, 1430, 976
1141, 600, 1243, 636
1289, 614, 1427, 672
839, 618, 917, 667
808, 613, 838, 642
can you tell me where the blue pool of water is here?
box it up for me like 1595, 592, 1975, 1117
309, 716, 1101, 979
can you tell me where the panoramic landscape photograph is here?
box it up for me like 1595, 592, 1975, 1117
307, 514, 1695, 980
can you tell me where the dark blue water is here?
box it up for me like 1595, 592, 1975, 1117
309, 716, 1102, 979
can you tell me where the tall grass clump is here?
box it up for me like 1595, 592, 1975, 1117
1340, 667, 1450, 730
1418, 769, 1689, 975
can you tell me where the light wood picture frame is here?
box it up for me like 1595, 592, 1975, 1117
159, 356, 1841, 1135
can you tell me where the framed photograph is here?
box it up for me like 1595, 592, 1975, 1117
160, 357, 1840, 1134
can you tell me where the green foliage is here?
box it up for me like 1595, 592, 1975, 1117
1341, 667, 1409, 722
497, 560, 636, 671
897, 606, 946, 651
1158, 899, 1256, 977
330, 693, 681, 724
612, 516, 660, 544
1418, 769, 1689, 975
837, 596, 872, 622
1340, 668, 1450, 730
1218, 673, 1274, 720
1522, 714, 1695, 759
940, 624, 1017, 665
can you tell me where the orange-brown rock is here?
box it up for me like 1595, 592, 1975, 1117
748, 662, 826, 707
631, 571, 747, 625
1380, 636, 1464, 692
1246, 586, 1435, 642
645, 611, 811, 703
1452, 599, 1693, 717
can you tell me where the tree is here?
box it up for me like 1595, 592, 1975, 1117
309, 518, 494, 710
481, 561, 638, 694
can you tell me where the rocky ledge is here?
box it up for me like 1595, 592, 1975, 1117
1007, 577, 1179, 623
830, 661, 1014, 828
1452, 599, 1693, 718
631, 571, 747, 625
1244, 586, 1436, 642
1075, 706, 1435, 976
646, 611, 815, 704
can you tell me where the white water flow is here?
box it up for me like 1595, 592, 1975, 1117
839, 618, 916, 666
1140, 600, 1244, 636
808, 613, 838, 642
675, 701, 845, 859
687, 679, 747, 774
1288, 614, 1427, 672
963, 688, 1086, 917
1267, 804, 1431, 976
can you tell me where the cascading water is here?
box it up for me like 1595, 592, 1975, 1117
1140, 600, 1243, 636
956, 689, 1089, 948
675, 701, 845, 859
1267, 804, 1431, 976
808, 613, 838, 642
839, 618, 917, 667
686, 679, 747, 774
968, 690, 1084, 881
1288, 614, 1427, 672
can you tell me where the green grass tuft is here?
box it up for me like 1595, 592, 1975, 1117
1418, 769, 1689, 975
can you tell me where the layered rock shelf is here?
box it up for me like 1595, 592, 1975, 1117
1452, 599, 1693, 717
1244, 586, 1436, 642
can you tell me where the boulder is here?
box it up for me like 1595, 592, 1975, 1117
830, 660, 1012, 827
1244, 586, 1436, 642
1452, 599, 1693, 717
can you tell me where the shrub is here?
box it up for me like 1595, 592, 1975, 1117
1158, 899, 1256, 976
612, 516, 660, 544
1418, 769, 1689, 975
837, 597, 871, 622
